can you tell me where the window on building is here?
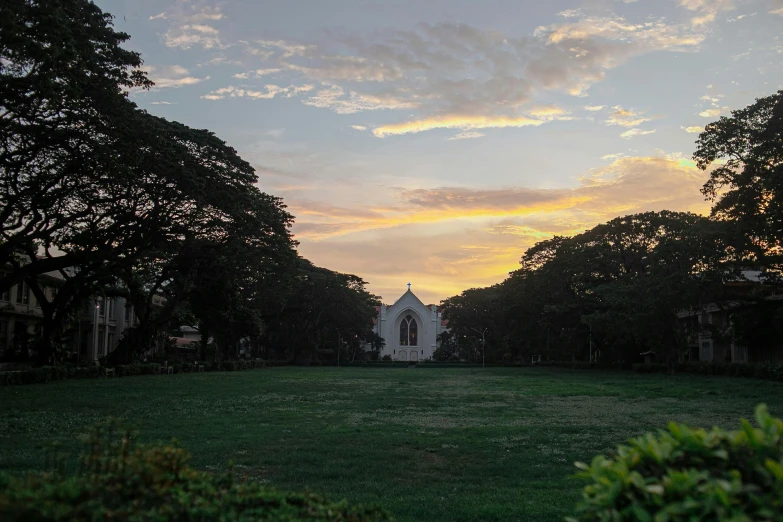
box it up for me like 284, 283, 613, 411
80, 329, 89, 356
107, 333, 114, 352
399, 314, 418, 346
0, 276, 9, 301
699, 340, 713, 362
124, 304, 131, 322
108, 298, 115, 319
98, 331, 105, 356
14, 322, 28, 349
16, 282, 29, 305
98, 298, 105, 317
0, 319, 7, 354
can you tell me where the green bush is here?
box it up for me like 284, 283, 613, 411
0, 421, 391, 521
570, 404, 783, 522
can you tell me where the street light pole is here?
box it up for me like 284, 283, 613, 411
482, 330, 486, 368
472, 307, 488, 368
546, 326, 550, 359
469, 326, 487, 368
589, 324, 593, 362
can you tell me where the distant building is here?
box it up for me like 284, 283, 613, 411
677, 271, 783, 364
75, 296, 138, 361
370, 284, 449, 361
0, 266, 157, 362
0, 271, 63, 358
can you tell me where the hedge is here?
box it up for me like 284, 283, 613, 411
538, 361, 631, 371
537, 360, 783, 382
630, 361, 783, 381
345, 362, 528, 368
0, 421, 392, 521
0, 360, 269, 386
570, 404, 783, 521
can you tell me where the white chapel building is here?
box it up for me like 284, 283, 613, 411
372, 284, 449, 361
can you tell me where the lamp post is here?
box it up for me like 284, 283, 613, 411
469, 326, 487, 368
589, 323, 593, 362
471, 307, 488, 368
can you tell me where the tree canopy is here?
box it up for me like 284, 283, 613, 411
0, 0, 378, 365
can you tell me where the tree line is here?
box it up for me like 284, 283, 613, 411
0, 0, 379, 364
439, 90, 783, 366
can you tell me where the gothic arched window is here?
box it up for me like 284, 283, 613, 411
399, 314, 418, 346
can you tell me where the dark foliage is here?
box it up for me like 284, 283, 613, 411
571, 404, 783, 521
0, 420, 392, 521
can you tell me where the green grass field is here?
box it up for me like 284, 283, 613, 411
1, 367, 781, 521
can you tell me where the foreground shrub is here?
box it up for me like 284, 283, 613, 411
570, 404, 783, 521
0, 421, 392, 521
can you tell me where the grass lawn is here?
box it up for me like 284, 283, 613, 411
1, 367, 782, 521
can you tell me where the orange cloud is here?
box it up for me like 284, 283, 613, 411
372, 115, 544, 137
291, 155, 712, 302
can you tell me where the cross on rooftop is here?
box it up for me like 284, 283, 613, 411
407, 282, 411, 290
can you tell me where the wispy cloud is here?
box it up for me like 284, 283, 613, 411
682, 125, 704, 133
584, 105, 606, 111
605, 106, 651, 127
620, 128, 656, 139
211, 7, 714, 137
699, 108, 724, 117
145, 65, 209, 88
234, 68, 282, 79
302, 85, 417, 114
149, 3, 225, 23
202, 84, 314, 100
447, 131, 486, 140
163, 24, 222, 50
527, 105, 573, 121
351, 125, 368, 131
373, 115, 544, 138
679, 0, 736, 26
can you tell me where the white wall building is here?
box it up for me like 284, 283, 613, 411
372, 284, 448, 361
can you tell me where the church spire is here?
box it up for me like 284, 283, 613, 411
407, 282, 411, 291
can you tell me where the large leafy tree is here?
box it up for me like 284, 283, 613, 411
1, 0, 150, 360
102, 116, 296, 361
584, 214, 731, 365
695, 90, 783, 269
0, 0, 151, 279
262, 259, 379, 364
440, 285, 503, 362
1, 0, 299, 363
459, 212, 732, 364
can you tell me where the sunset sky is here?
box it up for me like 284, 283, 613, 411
98, 0, 783, 305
